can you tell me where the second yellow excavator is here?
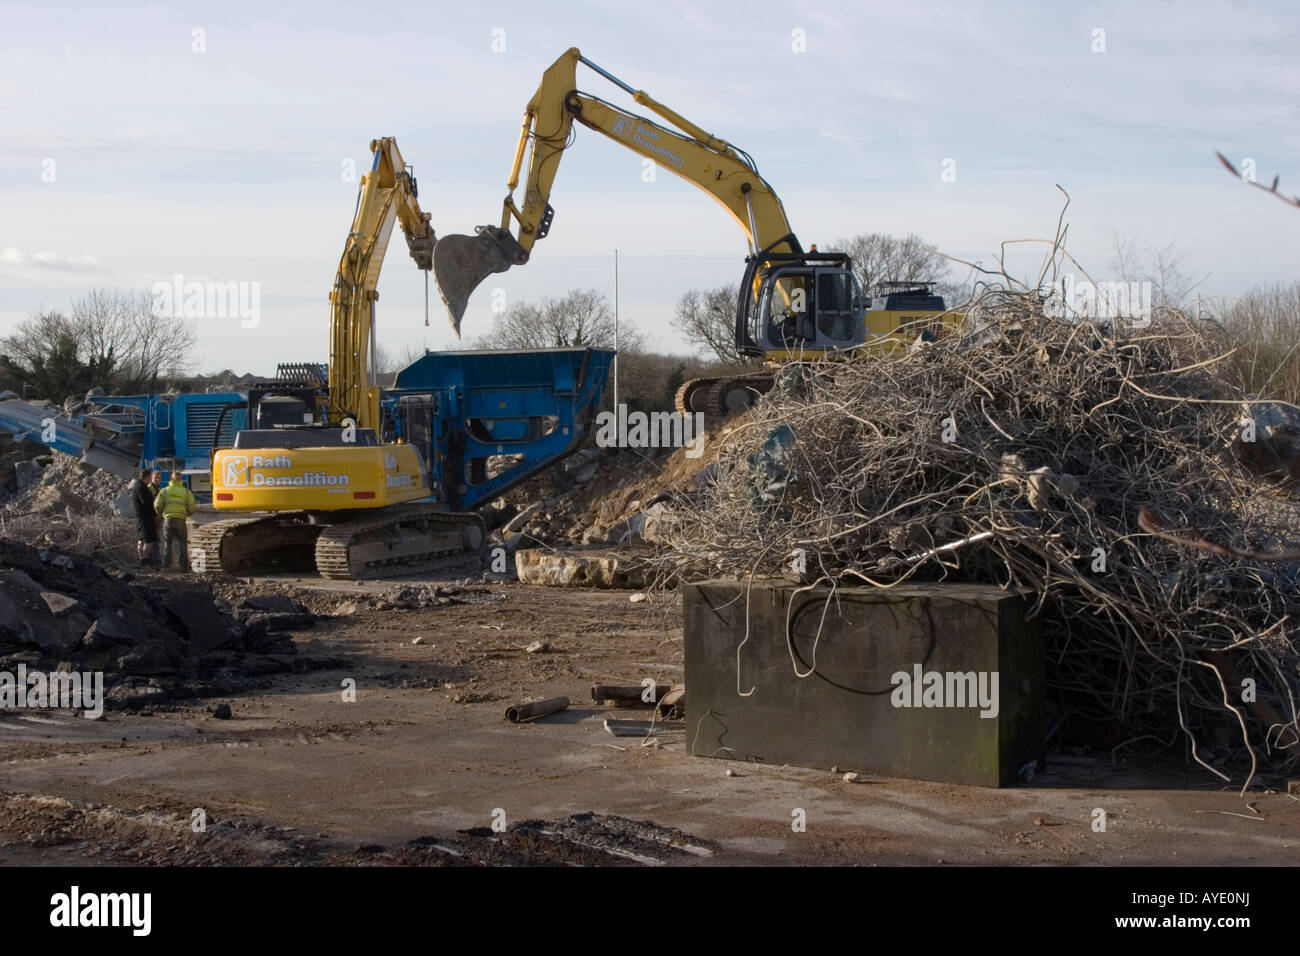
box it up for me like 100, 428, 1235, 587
433, 48, 960, 417
193, 137, 614, 578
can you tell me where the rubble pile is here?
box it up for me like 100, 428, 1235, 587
486, 441, 724, 590
0, 537, 335, 709
0, 427, 51, 497
0, 446, 136, 563
0, 449, 132, 518
493, 439, 726, 551
650, 290, 1300, 785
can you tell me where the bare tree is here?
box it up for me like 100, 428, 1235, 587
399, 342, 427, 366
1, 288, 198, 399
70, 288, 198, 391
372, 343, 398, 376
1106, 235, 1205, 311
828, 233, 951, 293
0, 311, 104, 399
1107, 231, 1141, 284
616, 350, 715, 412
672, 284, 743, 364
1148, 243, 1203, 310
1209, 282, 1300, 404
473, 288, 641, 352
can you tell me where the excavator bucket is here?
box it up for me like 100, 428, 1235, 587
432, 227, 525, 338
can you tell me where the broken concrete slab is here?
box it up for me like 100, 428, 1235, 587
13, 459, 44, 491
0, 536, 311, 703
82, 610, 136, 650
115, 642, 188, 676
158, 586, 240, 653
0, 581, 87, 657
40, 590, 80, 615
501, 499, 552, 537
110, 488, 136, 518
514, 549, 648, 589
32, 610, 91, 658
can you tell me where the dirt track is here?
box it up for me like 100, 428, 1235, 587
2, 578, 1298, 866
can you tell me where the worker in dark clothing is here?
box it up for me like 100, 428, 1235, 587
154, 471, 197, 571
148, 469, 163, 564
130, 469, 159, 565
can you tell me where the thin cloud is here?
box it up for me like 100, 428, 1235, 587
0, 247, 103, 273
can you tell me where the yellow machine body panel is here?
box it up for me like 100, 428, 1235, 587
762, 306, 963, 362
211, 443, 429, 512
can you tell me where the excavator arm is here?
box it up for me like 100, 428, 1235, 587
433, 48, 803, 336
329, 137, 436, 430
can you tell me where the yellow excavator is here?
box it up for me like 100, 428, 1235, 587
433, 48, 960, 417
194, 136, 614, 579
192, 138, 473, 578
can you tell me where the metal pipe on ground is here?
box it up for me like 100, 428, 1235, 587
591, 684, 671, 705
505, 697, 570, 723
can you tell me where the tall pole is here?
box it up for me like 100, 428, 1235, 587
613, 248, 620, 409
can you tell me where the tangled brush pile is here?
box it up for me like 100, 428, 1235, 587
657, 289, 1300, 788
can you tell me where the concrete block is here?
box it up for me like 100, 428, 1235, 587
14, 458, 43, 491
515, 549, 647, 589
683, 580, 1044, 787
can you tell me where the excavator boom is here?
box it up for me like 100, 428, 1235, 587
330, 137, 436, 429
434, 49, 962, 422
433, 47, 801, 336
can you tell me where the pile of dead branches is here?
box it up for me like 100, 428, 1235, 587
657, 289, 1300, 788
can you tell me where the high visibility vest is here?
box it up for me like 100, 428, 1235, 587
156, 483, 195, 519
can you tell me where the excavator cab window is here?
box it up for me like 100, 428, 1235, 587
761, 268, 816, 350
758, 265, 862, 352
232, 428, 380, 449
815, 269, 857, 345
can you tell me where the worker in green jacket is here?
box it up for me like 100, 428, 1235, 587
154, 471, 197, 571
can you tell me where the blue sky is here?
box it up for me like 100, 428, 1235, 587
2, 0, 1297, 374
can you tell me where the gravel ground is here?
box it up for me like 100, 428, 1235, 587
1, 578, 1298, 866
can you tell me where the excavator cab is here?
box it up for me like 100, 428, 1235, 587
737, 248, 868, 358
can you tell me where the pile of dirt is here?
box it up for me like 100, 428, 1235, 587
0, 536, 340, 710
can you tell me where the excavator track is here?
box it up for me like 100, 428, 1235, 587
707, 375, 774, 416
314, 506, 485, 580
189, 512, 321, 576
191, 507, 485, 580
673, 379, 712, 418
674, 375, 774, 420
